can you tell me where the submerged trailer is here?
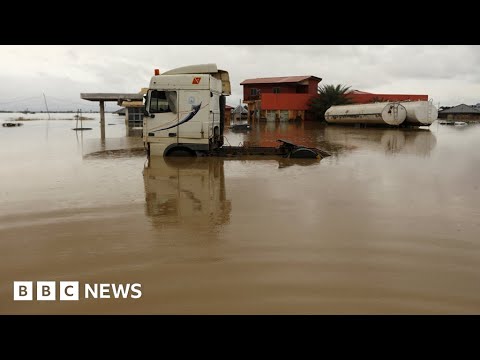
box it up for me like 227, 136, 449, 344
143, 64, 330, 160
325, 102, 407, 126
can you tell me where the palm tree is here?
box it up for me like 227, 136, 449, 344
308, 84, 352, 121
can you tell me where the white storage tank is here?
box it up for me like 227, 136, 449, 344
325, 102, 407, 126
400, 101, 438, 125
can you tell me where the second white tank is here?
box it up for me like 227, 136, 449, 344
400, 101, 438, 125
325, 102, 407, 126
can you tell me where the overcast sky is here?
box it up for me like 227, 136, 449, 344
0, 45, 478, 111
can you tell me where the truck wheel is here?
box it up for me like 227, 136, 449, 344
165, 147, 196, 157
289, 148, 318, 159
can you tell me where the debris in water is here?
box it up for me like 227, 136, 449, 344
2, 122, 23, 127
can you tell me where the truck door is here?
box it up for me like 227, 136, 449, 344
177, 90, 208, 140
145, 90, 179, 139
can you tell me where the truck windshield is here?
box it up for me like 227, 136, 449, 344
149, 90, 177, 114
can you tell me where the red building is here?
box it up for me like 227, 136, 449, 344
346, 89, 428, 104
240, 75, 322, 121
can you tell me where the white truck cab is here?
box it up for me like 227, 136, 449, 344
143, 63, 231, 157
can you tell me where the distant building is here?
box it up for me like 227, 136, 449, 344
118, 88, 147, 136
231, 104, 248, 123
240, 75, 322, 122
225, 104, 234, 125
346, 89, 428, 104
120, 100, 144, 126
438, 104, 480, 121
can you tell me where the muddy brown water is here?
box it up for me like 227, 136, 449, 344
1, 114, 479, 314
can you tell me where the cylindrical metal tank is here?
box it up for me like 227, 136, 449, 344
325, 102, 407, 126
400, 101, 438, 125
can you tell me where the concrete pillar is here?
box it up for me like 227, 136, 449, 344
99, 101, 105, 140
125, 108, 130, 137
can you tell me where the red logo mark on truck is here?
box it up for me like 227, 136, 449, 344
192, 77, 201, 84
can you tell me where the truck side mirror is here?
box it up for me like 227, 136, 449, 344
144, 109, 155, 118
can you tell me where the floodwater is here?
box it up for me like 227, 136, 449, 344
1, 113, 480, 314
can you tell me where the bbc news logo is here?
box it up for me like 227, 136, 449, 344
13, 281, 142, 301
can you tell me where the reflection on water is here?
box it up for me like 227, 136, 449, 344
276, 157, 322, 168
83, 136, 145, 157
228, 121, 316, 148
225, 121, 349, 157
144, 157, 231, 232
323, 126, 437, 156
225, 121, 438, 158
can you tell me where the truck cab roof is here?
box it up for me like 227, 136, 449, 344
152, 63, 231, 95
163, 63, 219, 75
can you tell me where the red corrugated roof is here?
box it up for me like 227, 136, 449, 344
240, 75, 322, 85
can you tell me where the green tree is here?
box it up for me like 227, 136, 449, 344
308, 84, 352, 121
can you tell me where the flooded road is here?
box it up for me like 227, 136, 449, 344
1, 114, 480, 314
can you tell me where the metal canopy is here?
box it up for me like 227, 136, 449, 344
80, 93, 144, 102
